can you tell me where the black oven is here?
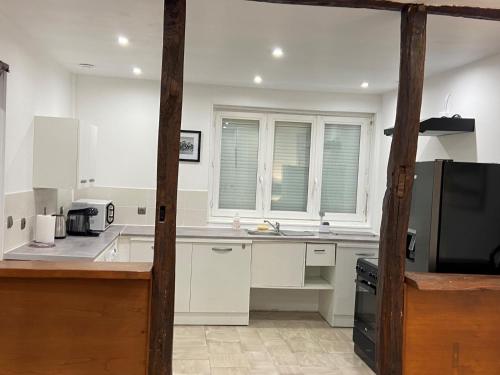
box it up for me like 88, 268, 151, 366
353, 257, 378, 372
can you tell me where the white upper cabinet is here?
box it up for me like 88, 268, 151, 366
33, 116, 98, 189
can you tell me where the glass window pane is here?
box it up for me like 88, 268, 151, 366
219, 118, 259, 210
321, 124, 361, 214
271, 121, 311, 212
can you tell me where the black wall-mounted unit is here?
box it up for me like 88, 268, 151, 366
384, 117, 475, 137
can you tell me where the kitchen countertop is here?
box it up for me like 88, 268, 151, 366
3, 226, 124, 262
4, 225, 379, 262
122, 225, 380, 243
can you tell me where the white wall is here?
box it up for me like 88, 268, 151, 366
0, 11, 73, 193
75, 76, 384, 229
373, 53, 500, 232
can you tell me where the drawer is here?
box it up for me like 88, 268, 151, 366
306, 243, 336, 266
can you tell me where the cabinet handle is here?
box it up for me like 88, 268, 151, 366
212, 247, 232, 252
314, 249, 326, 253
80, 179, 87, 184
356, 253, 375, 257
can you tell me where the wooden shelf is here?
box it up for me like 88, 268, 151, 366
304, 277, 334, 290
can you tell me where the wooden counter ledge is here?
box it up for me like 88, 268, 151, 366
0, 260, 152, 279
0, 261, 153, 375
405, 271, 500, 291
404, 272, 500, 375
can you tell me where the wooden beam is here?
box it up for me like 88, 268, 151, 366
148, 0, 186, 374
376, 4, 427, 375
0, 61, 9, 73
247, 0, 500, 21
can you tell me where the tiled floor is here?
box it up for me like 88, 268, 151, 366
173, 312, 375, 375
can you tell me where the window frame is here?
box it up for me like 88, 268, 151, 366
314, 116, 371, 223
209, 109, 372, 226
210, 111, 267, 219
264, 113, 318, 220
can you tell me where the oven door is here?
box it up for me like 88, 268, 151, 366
354, 276, 377, 342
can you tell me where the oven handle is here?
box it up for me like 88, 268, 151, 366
356, 279, 377, 295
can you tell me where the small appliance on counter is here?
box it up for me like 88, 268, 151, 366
71, 199, 114, 232
66, 208, 100, 237
353, 257, 378, 372
53, 207, 67, 239
34, 208, 56, 245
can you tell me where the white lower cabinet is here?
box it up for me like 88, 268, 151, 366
175, 243, 193, 313
126, 237, 193, 313
332, 243, 378, 327
129, 238, 154, 262
95, 240, 119, 262
190, 243, 251, 314
251, 242, 306, 288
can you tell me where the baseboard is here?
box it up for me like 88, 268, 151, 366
174, 312, 249, 326
333, 314, 354, 327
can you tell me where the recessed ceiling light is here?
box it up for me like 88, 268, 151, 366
361, 82, 369, 89
118, 36, 129, 46
254, 75, 263, 84
78, 63, 95, 69
133, 67, 142, 76
272, 47, 284, 58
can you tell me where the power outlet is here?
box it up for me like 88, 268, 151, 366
138, 207, 147, 215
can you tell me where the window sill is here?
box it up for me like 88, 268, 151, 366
207, 216, 377, 235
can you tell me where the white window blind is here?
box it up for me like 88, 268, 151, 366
271, 121, 311, 212
321, 123, 361, 214
218, 118, 260, 210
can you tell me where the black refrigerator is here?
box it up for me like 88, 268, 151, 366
407, 160, 500, 275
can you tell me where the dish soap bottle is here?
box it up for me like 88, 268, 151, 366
232, 213, 241, 230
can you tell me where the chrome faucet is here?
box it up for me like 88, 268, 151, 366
264, 220, 280, 233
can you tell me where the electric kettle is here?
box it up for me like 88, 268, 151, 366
53, 207, 67, 239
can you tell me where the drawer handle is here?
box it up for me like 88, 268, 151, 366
80, 179, 87, 184
356, 253, 375, 257
89, 178, 95, 183
212, 247, 233, 252
314, 249, 327, 253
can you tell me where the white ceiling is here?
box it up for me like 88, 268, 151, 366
2, 0, 500, 93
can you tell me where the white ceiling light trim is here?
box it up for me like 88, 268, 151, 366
118, 35, 129, 47
133, 67, 143, 76
272, 47, 284, 58
361, 82, 369, 89
254, 75, 263, 84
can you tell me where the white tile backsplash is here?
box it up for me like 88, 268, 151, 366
3, 189, 58, 254
75, 187, 208, 227
2, 187, 208, 256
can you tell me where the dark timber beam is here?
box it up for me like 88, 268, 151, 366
376, 5, 427, 375
0, 61, 9, 73
248, 0, 500, 21
148, 0, 186, 374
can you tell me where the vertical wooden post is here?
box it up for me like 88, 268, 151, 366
376, 5, 427, 375
148, 1, 186, 374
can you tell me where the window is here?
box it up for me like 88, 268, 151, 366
219, 118, 260, 210
271, 120, 312, 212
211, 110, 371, 224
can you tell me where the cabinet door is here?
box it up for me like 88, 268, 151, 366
334, 245, 378, 320
88, 125, 98, 185
190, 243, 251, 313
78, 122, 90, 188
33, 117, 79, 189
251, 242, 306, 288
175, 243, 192, 313
129, 238, 154, 262
128, 238, 192, 313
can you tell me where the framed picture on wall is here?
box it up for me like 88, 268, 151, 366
179, 130, 201, 162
